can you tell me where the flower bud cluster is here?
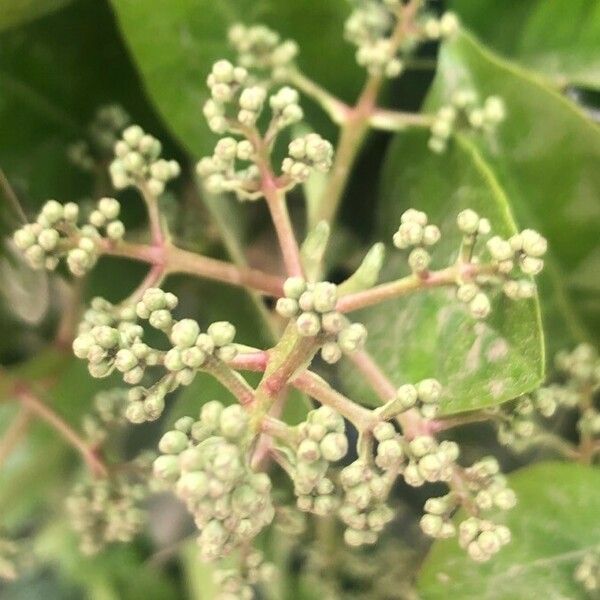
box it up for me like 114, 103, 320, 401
82, 388, 129, 444
378, 378, 443, 420
392, 209, 441, 275
344, 1, 402, 78
575, 551, 600, 593
403, 436, 459, 487
196, 136, 262, 200
458, 517, 511, 562
13, 197, 126, 277
555, 343, 600, 387
339, 459, 395, 547
73, 288, 239, 423
68, 104, 130, 172
428, 91, 506, 154
419, 494, 457, 540
463, 457, 517, 512
421, 12, 460, 42
286, 406, 348, 516
345, 2, 458, 78
281, 133, 334, 183
66, 474, 147, 555
454, 210, 546, 319
276, 277, 367, 362
496, 396, 536, 451
214, 549, 277, 600
154, 401, 274, 561
110, 125, 180, 195
228, 23, 298, 77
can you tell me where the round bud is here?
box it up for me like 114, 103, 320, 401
416, 378, 442, 404
319, 432, 348, 462
420, 513, 443, 537
296, 312, 321, 337
456, 209, 480, 234
159, 430, 189, 454
396, 384, 418, 409
171, 319, 200, 348
207, 321, 236, 346
276, 297, 298, 319
469, 292, 491, 319
321, 342, 342, 364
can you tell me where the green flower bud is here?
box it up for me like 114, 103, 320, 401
337, 323, 367, 353
321, 341, 342, 364
283, 276, 306, 299
115, 348, 138, 372
219, 404, 248, 439
98, 197, 121, 220
153, 454, 180, 481
408, 247, 431, 273
373, 421, 396, 442
171, 319, 200, 348
456, 209, 480, 234
296, 312, 321, 337
319, 432, 348, 462
106, 220, 125, 240
159, 430, 189, 454
207, 321, 236, 346
276, 297, 298, 318
313, 282, 338, 313
469, 292, 491, 319
420, 513, 443, 537
416, 378, 442, 403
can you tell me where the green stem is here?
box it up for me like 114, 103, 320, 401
203, 356, 255, 406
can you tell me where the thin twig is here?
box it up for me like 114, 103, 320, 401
15, 387, 107, 478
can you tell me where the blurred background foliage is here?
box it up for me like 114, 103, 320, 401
0, 0, 598, 598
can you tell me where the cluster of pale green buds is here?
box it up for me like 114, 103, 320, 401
68, 104, 130, 172
196, 136, 261, 200
392, 208, 441, 274
556, 343, 600, 386
345, 1, 458, 78
575, 551, 600, 592
429, 91, 506, 154
73, 288, 238, 423
458, 517, 511, 562
228, 23, 298, 78
455, 209, 546, 318
284, 406, 348, 516
110, 125, 180, 195
422, 458, 514, 560
419, 495, 458, 541
376, 378, 443, 420
12, 197, 125, 277
421, 12, 461, 42
339, 457, 395, 547
281, 133, 334, 184
344, 1, 404, 78
276, 277, 367, 363
66, 474, 147, 556
214, 550, 277, 600
464, 457, 517, 512
404, 436, 459, 487
153, 401, 274, 562
82, 388, 129, 445
496, 396, 543, 451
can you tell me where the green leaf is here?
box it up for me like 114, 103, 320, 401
418, 462, 600, 599
0, 0, 73, 32
341, 128, 544, 415
109, 0, 358, 157
451, 0, 600, 90
429, 31, 600, 350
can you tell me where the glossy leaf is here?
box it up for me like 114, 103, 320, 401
418, 462, 600, 599
429, 31, 600, 350
110, 0, 358, 157
451, 0, 600, 89
0, 0, 73, 32
342, 128, 544, 415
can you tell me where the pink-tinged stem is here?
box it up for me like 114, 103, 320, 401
261, 172, 303, 277
292, 371, 378, 430
98, 240, 284, 297
337, 263, 498, 313
16, 387, 107, 477
229, 352, 269, 372
348, 350, 441, 439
